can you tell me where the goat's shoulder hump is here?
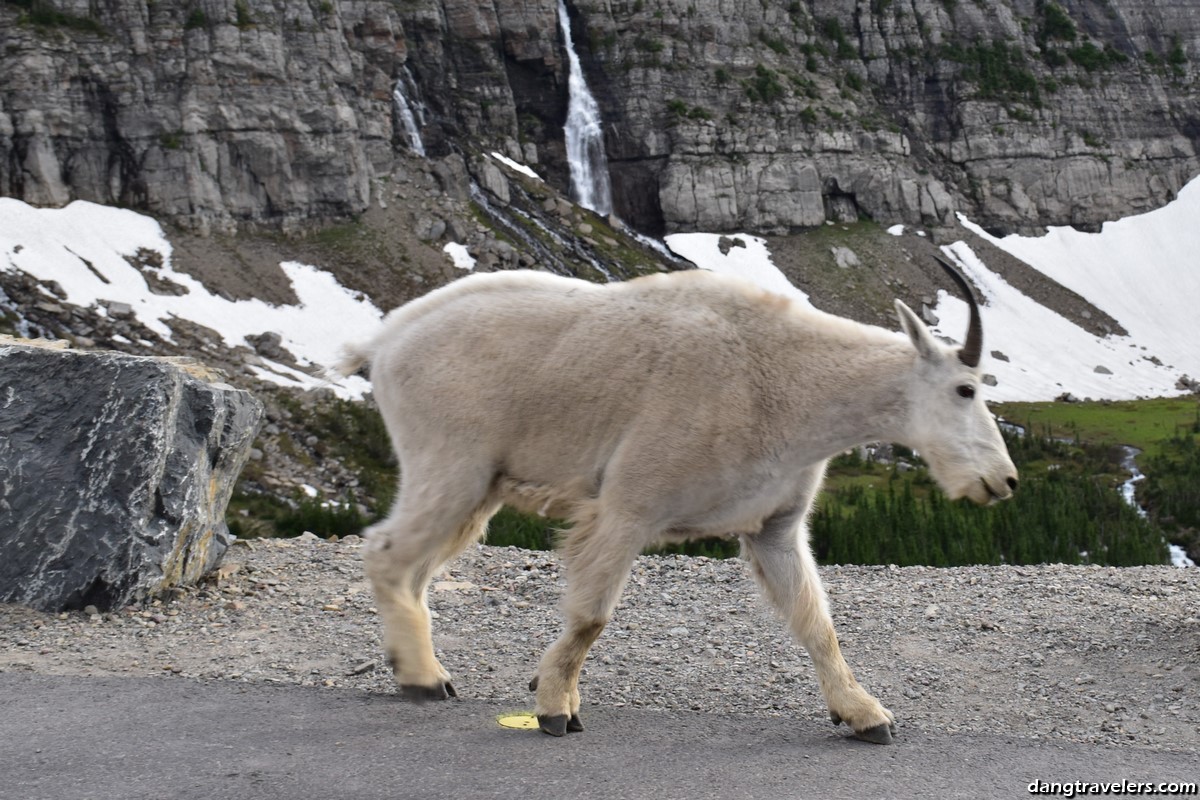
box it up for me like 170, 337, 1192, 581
450, 269, 591, 296
625, 271, 908, 348
379, 270, 590, 326
623, 269, 789, 309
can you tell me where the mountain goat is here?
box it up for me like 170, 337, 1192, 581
336, 257, 1017, 744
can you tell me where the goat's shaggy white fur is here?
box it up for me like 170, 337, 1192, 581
336, 268, 1016, 743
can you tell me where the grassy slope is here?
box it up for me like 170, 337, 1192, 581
995, 398, 1200, 454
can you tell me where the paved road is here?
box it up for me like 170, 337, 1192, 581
1, 672, 1195, 800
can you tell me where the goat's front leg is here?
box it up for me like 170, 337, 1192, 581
531, 511, 642, 736
742, 507, 896, 744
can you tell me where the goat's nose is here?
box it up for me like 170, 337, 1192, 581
1006, 476, 1019, 493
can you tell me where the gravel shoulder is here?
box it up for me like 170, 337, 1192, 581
2, 538, 1197, 753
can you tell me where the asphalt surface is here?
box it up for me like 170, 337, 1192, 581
1, 672, 1196, 800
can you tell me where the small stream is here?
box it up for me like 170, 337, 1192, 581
1118, 445, 1195, 567
1000, 421, 1193, 566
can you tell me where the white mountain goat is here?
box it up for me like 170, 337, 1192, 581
335, 256, 1017, 744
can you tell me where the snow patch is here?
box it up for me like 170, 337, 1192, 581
489, 152, 542, 181
664, 232, 812, 307
443, 242, 476, 271
957, 177, 1200, 394
929, 243, 1180, 401
0, 199, 382, 398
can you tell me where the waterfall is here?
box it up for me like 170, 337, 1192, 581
557, 0, 612, 215
393, 66, 426, 157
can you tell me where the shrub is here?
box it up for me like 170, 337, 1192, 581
1067, 41, 1127, 72
943, 39, 1041, 104
235, 0, 252, 28
744, 64, 786, 103
634, 35, 663, 53
184, 8, 206, 29
667, 99, 712, 121
485, 506, 561, 550
1043, 49, 1068, 68
819, 17, 856, 59
760, 32, 789, 55
1168, 38, 1187, 66
1039, 2, 1076, 43
12, 0, 106, 33
274, 495, 367, 539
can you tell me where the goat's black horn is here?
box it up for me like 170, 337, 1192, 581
933, 254, 983, 368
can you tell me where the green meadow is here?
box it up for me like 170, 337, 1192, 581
994, 397, 1200, 456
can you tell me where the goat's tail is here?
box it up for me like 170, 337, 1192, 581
328, 340, 375, 380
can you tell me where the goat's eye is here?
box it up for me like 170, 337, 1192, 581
956, 385, 976, 399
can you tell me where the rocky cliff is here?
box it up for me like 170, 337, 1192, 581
580, 0, 1200, 235
1, 0, 404, 233
2, 0, 1199, 236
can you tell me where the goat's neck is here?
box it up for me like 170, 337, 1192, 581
782, 342, 915, 461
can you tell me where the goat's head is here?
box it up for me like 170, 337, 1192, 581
893, 256, 1018, 505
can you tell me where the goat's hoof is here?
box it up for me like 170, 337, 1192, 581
567, 713, 584, 733
528, 675, 539, 692
537, 714, 569, 737
830, 711, 842, 726
400, 681, 456, 702
852, 722, 896, 745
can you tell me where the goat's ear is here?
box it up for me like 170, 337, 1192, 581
895, 299, 939, 361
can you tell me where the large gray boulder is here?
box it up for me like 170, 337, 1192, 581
0, 340, 263, 611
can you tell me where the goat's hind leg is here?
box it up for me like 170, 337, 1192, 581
363, 471, 497, 701
741, 507, 896, 744
531, 509, 642, 736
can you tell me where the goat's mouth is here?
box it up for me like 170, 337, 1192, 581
979, 477, 1012, 504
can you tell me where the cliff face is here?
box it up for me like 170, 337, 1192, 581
2, 0, 1199, 236
574, 0, 1200, 235
1, 0, 404, 233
